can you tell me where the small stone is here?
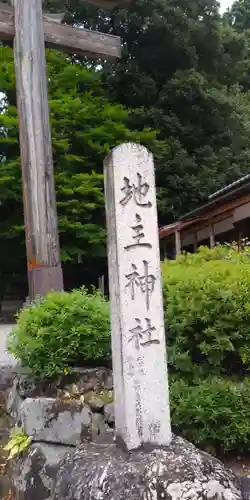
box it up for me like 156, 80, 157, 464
105, 374, 113, 391
91, 413, 106, 439
71, 384, 80, 396
64, 381, 85, 397
20, 397, 92, 446
6, 377, 22, 421
88, 396, 104, 413
17, 372, 58, 398
62, 391, 71, 399
104, 403, 115, 426
62, 367, 113, 394
18, 374, 37, 398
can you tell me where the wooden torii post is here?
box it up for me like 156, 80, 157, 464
0, 0, 122, 299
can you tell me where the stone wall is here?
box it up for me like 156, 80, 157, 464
1, 365, 115, 500
2, 365, 250, 500
0, 397, 13, 499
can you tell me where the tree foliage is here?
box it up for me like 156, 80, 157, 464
8, 245, 250, 455
163, 245, 250, 379
8, 287, 111, 378
2, 0, 250, 276
0, 47, 157, 274
59, 0, 250, 220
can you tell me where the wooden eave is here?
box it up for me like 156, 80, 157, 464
159, 192, 250, 239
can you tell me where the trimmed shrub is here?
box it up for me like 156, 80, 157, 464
163, 245, 250, 379
8, 288, 111, 378
170, 375, 250, 455
8, 244, 250, 457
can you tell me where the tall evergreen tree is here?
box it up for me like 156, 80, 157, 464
2, 0, 250, 280
0, 47, 158, 277
56, 0, 250, 220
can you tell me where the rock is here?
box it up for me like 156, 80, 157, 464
14, 442, 72, 500
105, 373, 113, 390
68, 367, 113, 393
18, 373, 58, 398
51, 434, 244, 500
20, 397, 92, 446
91, 412, 106, 439
104, 402, 115, 426
0, 361, 21, 421
18, 373, 38, 397
0, 363, 19, 393
6, 376, 22, 422
71, 383, 82, 396
88, 396, 104, 413
239, 476, 250, 500
7, 367, 115, 400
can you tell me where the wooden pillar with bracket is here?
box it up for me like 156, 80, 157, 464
13, 0, 64, 298
174, 229, 181, 257
209, 223, 215, 248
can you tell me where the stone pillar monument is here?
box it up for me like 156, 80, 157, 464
104, 142, 171, 450
51, 143, 244, 500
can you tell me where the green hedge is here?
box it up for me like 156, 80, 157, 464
8, 288, 111, 378
170, 375, 250, 455
8, 245, 250, 456
164, 246, 250, 455
163, 245, 250, 379
9, 244, 250, 382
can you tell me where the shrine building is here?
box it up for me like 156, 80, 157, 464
159, 173, 250, 260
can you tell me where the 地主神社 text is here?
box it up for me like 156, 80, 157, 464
104, 142, 171, 451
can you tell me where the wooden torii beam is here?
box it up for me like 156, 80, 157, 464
0, 0, 122, 299
0, 1, 121, 59
42, 0, 130, 10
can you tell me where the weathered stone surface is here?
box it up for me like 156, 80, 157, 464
20, 397, 92, 446
0, 363, 19, 393
0, 409, 14, 499
91, 413, 107, 439
88, 396, 104, 413
105, 373, 113, 390
0, 327, 18, 499
14, 442, 72, 500
14, 367, 113, 398
17, 372, 58, 398
68, 367, 113, 393
104, 143, 171, 450
2, 368, 43, 424
18, 373, 37, 397
239, 476, 250, 500
6, 376, 23, 422
104, 402, 115, 427
52, 434, 244, 500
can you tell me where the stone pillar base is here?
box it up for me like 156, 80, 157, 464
51, 434, 245, 500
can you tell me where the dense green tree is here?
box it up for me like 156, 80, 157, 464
2, 0, 250, 280
107, 0, 250, 220
223, 0, 250, 92
54, 0, 250, 221
0, 47, 158, 275
224, 0, 250, 31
